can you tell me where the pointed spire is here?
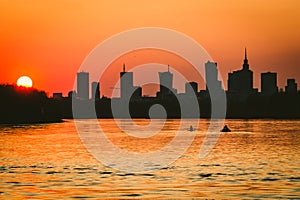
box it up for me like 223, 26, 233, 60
243, 48, 249, 70
123, 63, 125, 72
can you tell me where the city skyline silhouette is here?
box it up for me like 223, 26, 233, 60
67, 49, 298, 100
1, 2, 300, 199
1, 1, 300, 97
1, 48, 299, 123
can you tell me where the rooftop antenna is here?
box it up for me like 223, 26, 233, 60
168, 64, 170, 72
123, 63, 125, 72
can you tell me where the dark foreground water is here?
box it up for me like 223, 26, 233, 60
0, 119, 299, 199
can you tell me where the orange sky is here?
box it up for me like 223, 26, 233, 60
1, 0, 300, 97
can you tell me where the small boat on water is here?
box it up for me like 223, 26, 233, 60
221, 125, 231, 132
188, 125, 196, 132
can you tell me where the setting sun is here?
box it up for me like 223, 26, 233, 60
17, 76, 33, 88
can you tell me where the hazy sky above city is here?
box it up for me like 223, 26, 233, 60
1, 0, 300, 96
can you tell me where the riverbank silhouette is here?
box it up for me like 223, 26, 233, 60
1, 84, 299, 124
0, 84, 62, 124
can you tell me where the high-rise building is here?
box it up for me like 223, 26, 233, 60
132, 86, 142, 99
91, 82, 100, 100
77, 72, 89, 100
228, 48, 253, 94
205, 61, 222, 92
120, 64, 134, 99
285, 79, 297, 94
261, 72, 278, 95
185, 81, 198, 95
158, 65, 174, 98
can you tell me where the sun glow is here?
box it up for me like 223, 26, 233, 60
17, 76, 33, 88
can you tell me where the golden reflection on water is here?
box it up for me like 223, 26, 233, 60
99, 119, 179, 153
0, 119, 300, 199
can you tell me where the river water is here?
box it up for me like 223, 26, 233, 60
0, 119, 299, 199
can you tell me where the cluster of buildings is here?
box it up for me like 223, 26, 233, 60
227, 49, 297, 96
53, 49, 298, 100
76, 72, 101, 100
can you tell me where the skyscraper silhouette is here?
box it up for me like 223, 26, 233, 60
158, 65, 174, 98
261, 72, 278, 95
285, 79, 298, 94
120, 64, 134, 99
91, 81, 100, 100
205, 61, 222, 92
77, 72, 89, 100
228, 48, 253, 94
185, 81, 198, 95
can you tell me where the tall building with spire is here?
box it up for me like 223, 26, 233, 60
228, 48, 254, 94
158, 65, 175, 98
119, 64, 142, 100
242, 48, 249, 70
120, 63, 134, 99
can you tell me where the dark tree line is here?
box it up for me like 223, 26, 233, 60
0, 84, 62, 124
